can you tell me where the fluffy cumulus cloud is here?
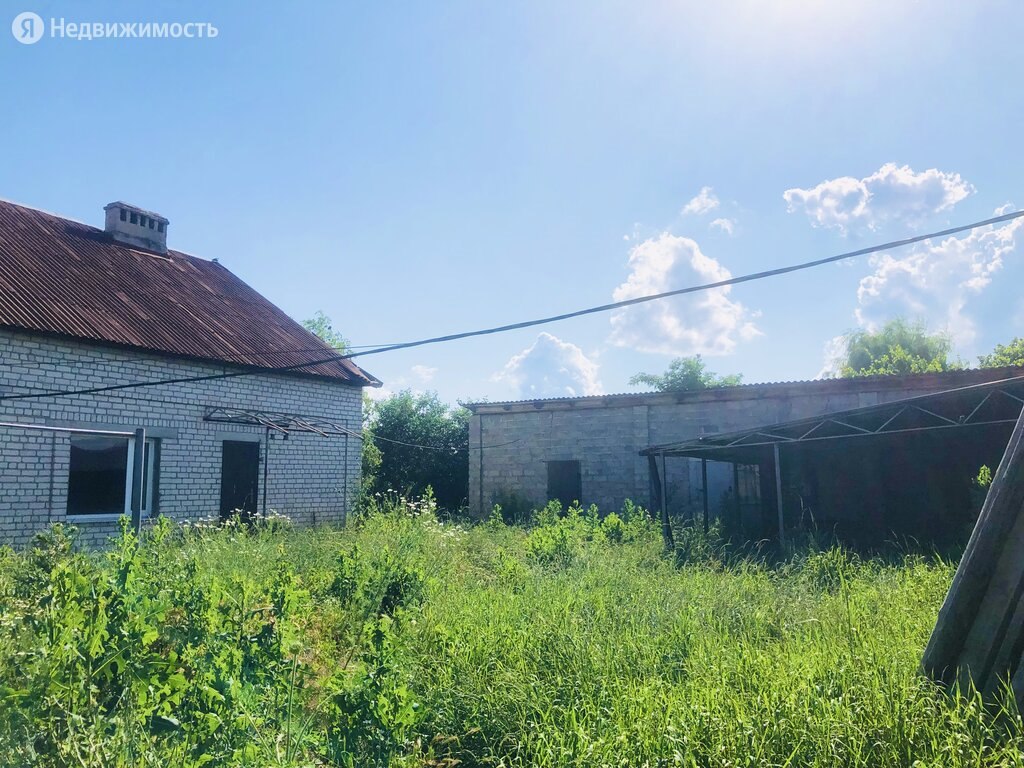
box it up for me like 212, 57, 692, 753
784, 163, 973, 234
710, 217, 736, 236
410, 364, 437, 383
816, 334, 848, 379
682, 186, 720, 216
495, 333, 603, 399
609, 233, 761, 356
856, 207, 1022, 345
367, 363, 439, 400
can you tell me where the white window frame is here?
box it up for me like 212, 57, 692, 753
125, 436, 157, 517
66, 435, 157, 522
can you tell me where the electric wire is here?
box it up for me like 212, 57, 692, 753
0, 343, 395, 371
0, 385, 517, 451
1, 209, 1021, 407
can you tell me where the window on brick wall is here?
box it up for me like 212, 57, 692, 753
67, 435, 157, 517
546, 460, 582, 510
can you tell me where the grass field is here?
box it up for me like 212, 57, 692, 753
1, 498, 1022, 767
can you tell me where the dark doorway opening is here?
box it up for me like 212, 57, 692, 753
547, 460, 582, 509
220, 440, 260, 523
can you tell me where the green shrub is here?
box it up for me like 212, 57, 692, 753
0, 496, 1019, 767
800, 545, 862, 592
673, 519, 728, 566
600, 511, 625, 543
524, 518, 579, 567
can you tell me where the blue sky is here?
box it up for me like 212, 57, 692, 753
3, 1, 1023, 404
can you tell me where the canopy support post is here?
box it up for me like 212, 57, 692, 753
774, 443, 785, 546
701, 458, 709, 534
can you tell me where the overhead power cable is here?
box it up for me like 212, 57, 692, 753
0, 343, 383, 373
339, 430, 520, 454
1, 209, 1021, 405
0, 416, 518, 453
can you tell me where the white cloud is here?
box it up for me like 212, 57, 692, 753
609, 233, 761, 356
709, 217, 736, 236
682, 186, 720, 216
366, 385, 393, 402
494, 333, 603, 399
784, 163, 973, 234
816, 334, 847, 379
410, 364, 437, 383
855, 208, 1021, 345
367, 363, 439, 400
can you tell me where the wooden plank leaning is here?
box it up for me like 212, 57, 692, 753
922, 408, 1024, 700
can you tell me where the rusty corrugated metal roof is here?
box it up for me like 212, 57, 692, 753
0, 199, 378, 386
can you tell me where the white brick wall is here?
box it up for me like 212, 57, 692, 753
0, 329, 365, 548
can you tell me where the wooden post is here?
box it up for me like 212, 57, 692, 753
342, 431, 349, 523
648, 454, 669, 549
661, 454, 674, 550
262, 427, 270, 520
923, 408, 1024, 696
773, 443, 785, 546
701, 458, 709, 534
733, 462, 742, 538
130, 428, 145, 536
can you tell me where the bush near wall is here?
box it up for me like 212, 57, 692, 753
0, 500, 1021, 767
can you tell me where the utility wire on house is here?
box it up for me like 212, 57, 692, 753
0, 417, 519, 453
0, 343, 395, 372
0, 382, 517, 452
2, 209, 1022, 405
337, 425, 522, 453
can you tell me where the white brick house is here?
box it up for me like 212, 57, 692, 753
0, 199, 379, 547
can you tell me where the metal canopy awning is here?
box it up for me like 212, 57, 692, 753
204, 406, 355, 437
641, 375, 1024, 463
642, 374, 1024, 546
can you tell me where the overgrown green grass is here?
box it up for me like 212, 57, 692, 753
0, 499, 1021, 767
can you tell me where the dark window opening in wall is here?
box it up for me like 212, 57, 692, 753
220, 440, 260, 524
547, 460, 582, 510
67, 435, 157, 517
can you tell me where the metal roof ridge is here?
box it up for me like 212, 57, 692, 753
0, 197, 222, 266
640, 372, 1024, 455
0, 196, 93, 228
467, 368, 1024, 410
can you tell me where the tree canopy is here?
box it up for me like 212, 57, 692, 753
837, 318, 961, 378
301, 310, 349, 352
629, 355, 743, 392
365, 391, 469, 512
978, 338, 1024, 369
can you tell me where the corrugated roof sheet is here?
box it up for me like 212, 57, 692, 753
466, 368, 1024, 411
0, 199, 378, 386
641, 373, 1024, 457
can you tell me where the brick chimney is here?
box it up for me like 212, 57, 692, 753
103, 201, 169, 254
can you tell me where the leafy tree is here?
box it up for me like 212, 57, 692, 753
366, 391, 469, 512
837, 318, 961, 377
301, 310, 350, 353
629, 355, 743, 392
978, 337, 1024, 368
359, 392, 383, 490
